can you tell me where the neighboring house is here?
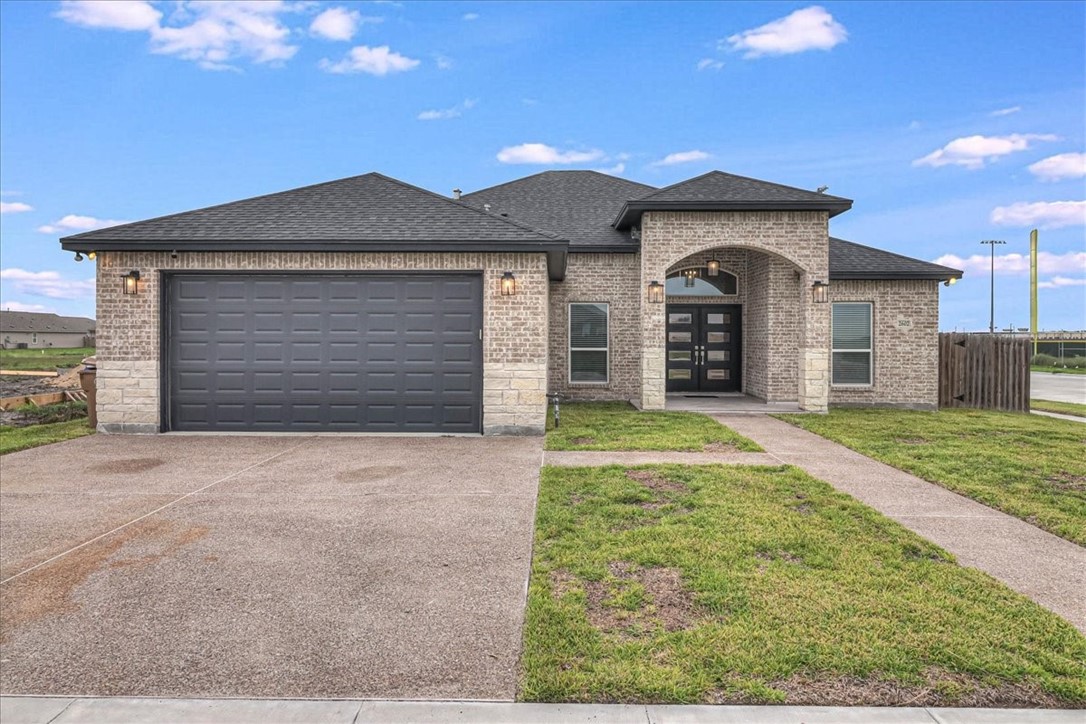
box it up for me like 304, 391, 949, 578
60, 170, 961, 435
0, 310, 95, 349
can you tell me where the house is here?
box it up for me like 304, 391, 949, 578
59, 170, 962, 435
0, 310, 95, 349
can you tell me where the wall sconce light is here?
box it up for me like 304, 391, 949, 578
87, 251, 97, 260
811, 280, 829, 303
122, 270, 141, 295
500, 271, 516, 296
647, 280, 664, 303
683, 269, 697, 288
944, 277, 959, 287
706, 259, 720, 276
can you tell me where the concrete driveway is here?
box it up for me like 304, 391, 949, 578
1031, 371, 1086, 404
0, 434, 542, 700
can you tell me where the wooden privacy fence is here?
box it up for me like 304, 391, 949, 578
938, 333, 1030, 412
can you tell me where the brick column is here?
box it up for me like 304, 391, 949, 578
798, 272, 830, 412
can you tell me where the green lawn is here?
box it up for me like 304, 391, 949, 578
1032, 399, 1086, 418
1033, 366, 1086, 375
776, 409, 1086, 545
522, 464, 1085, 706
0, 347, 94, 371
0, 419, 94, 455
546, 402, 761, 452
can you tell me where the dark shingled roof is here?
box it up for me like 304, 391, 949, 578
61, 173, 564, 246
462, 171, 656, 250
614, 170, 853, 227
830, 237, 962, 281
0, 311, 96, 334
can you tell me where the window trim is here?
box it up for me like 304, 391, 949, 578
831, 301, 874, 387
568, 301, 609, 385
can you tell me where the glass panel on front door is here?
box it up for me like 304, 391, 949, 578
664, 304, 742, 393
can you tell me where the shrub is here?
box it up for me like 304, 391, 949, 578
1032, 353, 1059, 367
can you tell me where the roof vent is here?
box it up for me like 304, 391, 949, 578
453, 188, 461, 200
816, 185, 829, 194
484, 203, 491, 212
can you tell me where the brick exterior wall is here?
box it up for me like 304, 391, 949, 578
548, 253, 641, 401
640, 210, 830, 411
828, 279, 940, 409
95, 251, 549, 435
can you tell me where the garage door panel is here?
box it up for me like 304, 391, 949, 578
168, 274, 482, 432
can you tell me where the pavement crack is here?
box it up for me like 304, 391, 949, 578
0, 436, 317, 586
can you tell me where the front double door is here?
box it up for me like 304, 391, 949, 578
665, 305, 742, 393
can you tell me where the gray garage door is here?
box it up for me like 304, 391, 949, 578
166, 273, 483, 433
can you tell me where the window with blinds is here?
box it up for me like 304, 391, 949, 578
832, 302, 873, 385
570, 302, 608, 383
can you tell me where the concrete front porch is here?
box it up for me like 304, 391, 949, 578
665, 393, 804, 414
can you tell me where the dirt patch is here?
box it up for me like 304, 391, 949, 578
336, 466, 405, 483
625, 470, 688, 494
702, 441, 737, 453
581, 561, 700, 638
0, 518, 206, 643
86, 458, 165, 474
46, 366, 85, 389
755, 550, 806, 575
707, 669, 1071, 708
549, 569, 578, 599
1046, 472, 1086, 492
570, 437, 596, 445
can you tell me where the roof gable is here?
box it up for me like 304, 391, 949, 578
61, 173, 564, 246
463, 171, 656, 250
615, 170, 853, 227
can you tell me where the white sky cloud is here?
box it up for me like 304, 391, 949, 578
723, 6, 847, 59
320, 45, 420, 75
310, 7, 373, 42
651, 150, 712, 167
496, 143, 605, 165
0, 301, 57, 313
0, 268, 97, 300
435, 54, 453, 70
462, 13, 479, 21
56, 0, 303, 71
932, 250, 1086, 276
989, 106, 1022, 117
697, 58, 724, 71
1028, 152, 1086, 182
1037, 276, 1086, 290
417, 98, 477, 121
55, 0, 162, 31
990, 200, 1085, 229
0, 202, 33, 214
593, 162, 626, 176
913, 133, 1059, 169
37, 214, 131, 235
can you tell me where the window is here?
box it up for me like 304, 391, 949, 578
570, 302, 608, 383
665, 268, 738, 297
832, 302, 873, 385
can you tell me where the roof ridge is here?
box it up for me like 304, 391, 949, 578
831, 236, 963, 273
636, 170, 851, 203
369, 172, 564, 241
60, 173, 382, 241
463, 170, 658, 199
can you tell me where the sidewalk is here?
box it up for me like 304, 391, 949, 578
3, 697, 1083, 723
712, 415, 1086, 633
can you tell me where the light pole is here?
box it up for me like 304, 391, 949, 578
980, 239, 1006, 334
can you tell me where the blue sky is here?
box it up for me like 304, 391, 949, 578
1, 0, 1083, 331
